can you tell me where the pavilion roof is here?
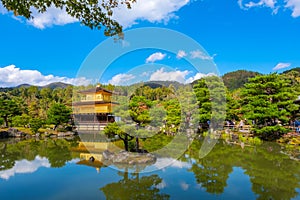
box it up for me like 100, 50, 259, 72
78, 86, 113, 94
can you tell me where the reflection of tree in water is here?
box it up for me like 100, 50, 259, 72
184, 140, 300, 199
189, 162, 231, 194
40, 139, 73, 168
185, 140, 233, 194
243, 143, 300, 200
0, 140, 40, 170
101, 172, 169, 200
0, 143, 15, 170
0, 138, 80, 171
1, 137, 300, 199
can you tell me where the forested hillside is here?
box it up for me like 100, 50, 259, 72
222, 70, 261, 91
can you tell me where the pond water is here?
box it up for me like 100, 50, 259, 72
0, 137, 300, 200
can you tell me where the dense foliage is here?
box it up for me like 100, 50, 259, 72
1, 0, 136, 37
241, 73, 300, 140
0, 85, 74, 129
1, 69, 300, 143
193, 76, 226, 129
47, 103, 72, 127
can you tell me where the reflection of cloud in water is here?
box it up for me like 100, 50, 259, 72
0, 156, 50, 180
155, 180, 167, 189
180, 181, 189, 191
66, 159, 80, 164
153, 158, 191, 169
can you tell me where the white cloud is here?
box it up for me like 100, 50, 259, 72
190, 50, 212, 60
0, 4, 77, 29
146, 52, 167, 63
112, 0, 190, 28
237, 0, 300, 16
0, 156, 50, 180
66, 77, 93, 86
108, 73, 136, 85
154, 157, 192, 169
185, 72, 216, 83
247, 0, 276, 8
238, 0, 277, 9
150, 68, 190, 83
107, 68, 217, 86
176, 50, 187, 59
238, 0, 300, 17
272, 62, 291, 70
1, 0, 189, 29
0, 65, 92, 87
286, 0, 300, 17
28, 6, 78, 29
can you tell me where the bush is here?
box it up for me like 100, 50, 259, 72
253, 137, 263, 145
12, 114, 30, 127
254, 125, 288, 140
30, 118, 45, 134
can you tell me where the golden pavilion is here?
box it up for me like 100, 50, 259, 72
72, 85, 118, 130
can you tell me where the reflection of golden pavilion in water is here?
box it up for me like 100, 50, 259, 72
72, 85, 118, 130
76, 141, 117, 173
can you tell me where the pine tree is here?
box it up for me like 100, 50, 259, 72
241, 73, 299, 140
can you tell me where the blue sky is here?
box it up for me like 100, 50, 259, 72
0, 0, 299, 86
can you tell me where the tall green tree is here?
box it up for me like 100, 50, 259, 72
174, 85, 199, 135
193, 76, 226, 130
162, 99, 181, 135
27, 86, 39, 101
28, 101, 40, 118
0, 95, 21, 127
129, 95, 153, 151
39, 88, 52, 118
225, 89, 241, 121
129, 96, 153, 126
47, 103, 72, 128
241, 73, 299, 140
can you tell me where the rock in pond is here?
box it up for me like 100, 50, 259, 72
7, 128, 26, 138
57, 131, 75, 137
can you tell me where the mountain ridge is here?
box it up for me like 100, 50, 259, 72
0, 82, 72, 92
